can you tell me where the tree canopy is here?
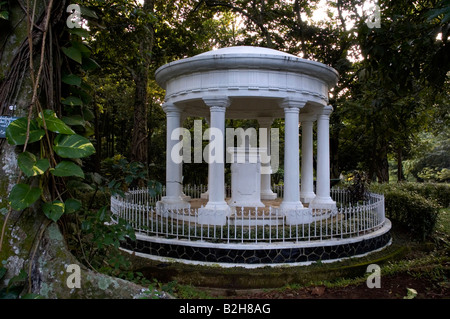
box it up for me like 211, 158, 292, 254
73, 0, 449, 184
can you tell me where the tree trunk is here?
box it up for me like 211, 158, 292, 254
1, 208, 145, 298
376, 144, 390, 183
130, 0, 155, 165
397, 146, 405, 182
0, 0, 146, 299
131, 66, 149, 165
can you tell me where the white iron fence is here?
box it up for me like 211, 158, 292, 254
110, 186, 385, 244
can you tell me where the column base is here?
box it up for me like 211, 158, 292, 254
280, 201, 304, 210
300, 192, 316, 205
181, 193, 192, 202
228, 199, 265, 207
260, 190, 277, 200
157, 196, 191, 210
282, 207, 314, 225
309, 196, 337, 210
198, 201, 231, 226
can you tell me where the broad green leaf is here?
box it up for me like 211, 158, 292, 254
7, 269, 27, 287
51, 161, 85, 178
65, 198, 82, 214
35, 159, 50, 175
82, 107, 95, 121
61, 96, 83, 106
53, 134, 95, 158
80, 6, 98, 19
62, 73, 82, 87
37, 109, 75, 135
43, 200, 65, 222
81, 57, 100, 71
62, 46, 82, 64
0, 267, 6, 280
62, 115, 85, 127
0, 10, 8, 20
69, 28, 90, 38
70, 86, 92, 105
66, 180, 94, 191
18, 151, 49, 177
5, 118, 45, 146
404, 288, 418, 299
9, 184, 42, 211
71, 41, 91, 58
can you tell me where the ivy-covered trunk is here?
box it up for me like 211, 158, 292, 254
0, 0, 145, 299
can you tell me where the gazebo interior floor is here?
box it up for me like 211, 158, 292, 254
187, 198, 286, 210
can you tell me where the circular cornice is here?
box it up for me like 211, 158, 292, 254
155, 46, 339, 89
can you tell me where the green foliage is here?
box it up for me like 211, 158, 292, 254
5, 118, 45, 145
51, 161, 85, 179
37, 110, 75, 135
72, 206, 136, 271
371, 183, 441, 240
391, 182, 450, 208
3, 8, 99, 223
8, 184, 42, 211
0, 1, 8, 20
101, 155, 162, 196
17, 152, 50, 177
345, 170, 370, 204
61, 96, 83, 107
0, 267, 41, 299
42, 201, 65, 222
53, 134, 96, 159
139, 280, 178, 299
409, 130, 450, 183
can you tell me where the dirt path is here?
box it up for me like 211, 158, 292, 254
228, 273, 449, 299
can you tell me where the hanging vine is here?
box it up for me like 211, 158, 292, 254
0, 0, 98, 252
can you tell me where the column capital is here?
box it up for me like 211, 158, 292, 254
257, 117, 274, 128
278, 98, 307, 109
318, 105, 333, 117
202, 96, 230, 108
283, 107, 300, 115
162, 102, 182, 115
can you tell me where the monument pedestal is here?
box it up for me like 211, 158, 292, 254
227, 147, 265, 208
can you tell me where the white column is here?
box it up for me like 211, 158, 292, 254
299, 113, 316, 204
201, 116, 210, 199
159, 103, 190, 209
258, 117, 277, 200
279, 100, 305, 211
198, 97, 230, 225
310, 105, 336, 210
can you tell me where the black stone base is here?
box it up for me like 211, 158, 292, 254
121, 230, 391, 265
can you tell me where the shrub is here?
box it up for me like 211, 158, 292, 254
370, 183, 441, 241
397, 182, 450, 208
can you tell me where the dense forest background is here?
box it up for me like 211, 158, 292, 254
64, 0, 449, 187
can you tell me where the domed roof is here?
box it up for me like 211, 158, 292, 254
155, 46, 338, 89
195, 46, 299, 58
